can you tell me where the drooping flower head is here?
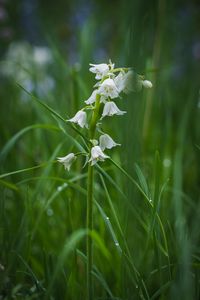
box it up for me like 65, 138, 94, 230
99, 134, 120, 151
121, 70, 135, 94
113, 72, 125, 93
85, 89, 98, 105
57, 153, 76, 171
89, 63, 109, 80
142, 80, 153, 89
98, 78, 119, 99
88, 146, 109, 166
68, 110, 88, 128
101, 101, 126, 119
114, 70, 135, 94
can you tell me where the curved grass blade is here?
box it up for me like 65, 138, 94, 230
0, 161, 56, 179
90, 230, 111, 260
45, 229, 87, 299
17, 83, 88, 142
95, 200, 122, 255
99, 174, 150, 299
96, 165, 148, 233
134, 163, 151, 199
0, 179, 19, 192
109, 158, 170, 263
16, 253, 45, 292
77, 249, 114, 298
0, 123, 60, 162
109, 158, 152, 205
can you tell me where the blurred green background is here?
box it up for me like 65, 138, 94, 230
0, 0, 200, 299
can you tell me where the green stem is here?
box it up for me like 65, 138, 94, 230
86, 94, 101, 300
86, 164, 94, 300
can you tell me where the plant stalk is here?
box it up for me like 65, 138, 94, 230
86, 94, 101, 300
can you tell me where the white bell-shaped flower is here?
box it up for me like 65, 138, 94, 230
99, 134, 121, 151
68, 110, 88, 128
114, 70, 135, 94
85, 89, 98, 105
113, 72, 125, 93
122, 70, 135, 94
142, 80, 153, 89
89, 63, 109, 80
89, 146, 109, 166
101, 101, 126, 118
114, 70, 143, 94
57, 153, 76, 171
98, 78, 119, 99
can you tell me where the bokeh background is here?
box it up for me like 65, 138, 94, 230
0, 0, 200, 299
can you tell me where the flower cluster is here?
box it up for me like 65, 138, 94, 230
58, 62, 152, 170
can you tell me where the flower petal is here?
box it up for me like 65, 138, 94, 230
99, 134, 120, 151
101, 101, 126, 118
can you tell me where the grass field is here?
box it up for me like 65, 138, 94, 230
0, 1, 200, 299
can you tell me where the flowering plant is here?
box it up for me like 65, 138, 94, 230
58, 61, 152, 169
57, 61, 152, 300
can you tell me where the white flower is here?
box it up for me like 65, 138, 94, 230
113, 71, 125, 93
33, 47, 52, 65
89, 63, 109, 80
85, 89, 98, 105
98, 78, 119, 99
101, 101, 126, 118
85, 89, 107, 105
89, 146, 109, 166
142, 80, 153, 89
114, 70, 135, 94
99, 134, 120, 151
122, 70, 135, 94
68, 110, 88, 128
57, 153, 76, 171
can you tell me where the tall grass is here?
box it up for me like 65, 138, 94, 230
0, 0, 200, 299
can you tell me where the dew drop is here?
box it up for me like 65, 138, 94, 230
46, 208, 53, 216
163, 158, 171, 168
57, 183, 68, 192
57, 186, 62, 192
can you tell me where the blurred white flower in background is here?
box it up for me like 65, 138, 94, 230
33, 47, 52, 65
114, 70, 135, 94
113, 71, 125, 92
0, 42, 55, 99
121, 70, 135, 94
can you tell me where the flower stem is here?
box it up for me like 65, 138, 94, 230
86, 94, 101, 300
86, 163, 94, 300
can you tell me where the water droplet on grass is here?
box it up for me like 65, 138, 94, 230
46, 208, 53, 216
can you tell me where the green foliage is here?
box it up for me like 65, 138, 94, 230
0, 1, 200, 299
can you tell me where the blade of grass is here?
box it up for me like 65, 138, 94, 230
0, 123, 60, 163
